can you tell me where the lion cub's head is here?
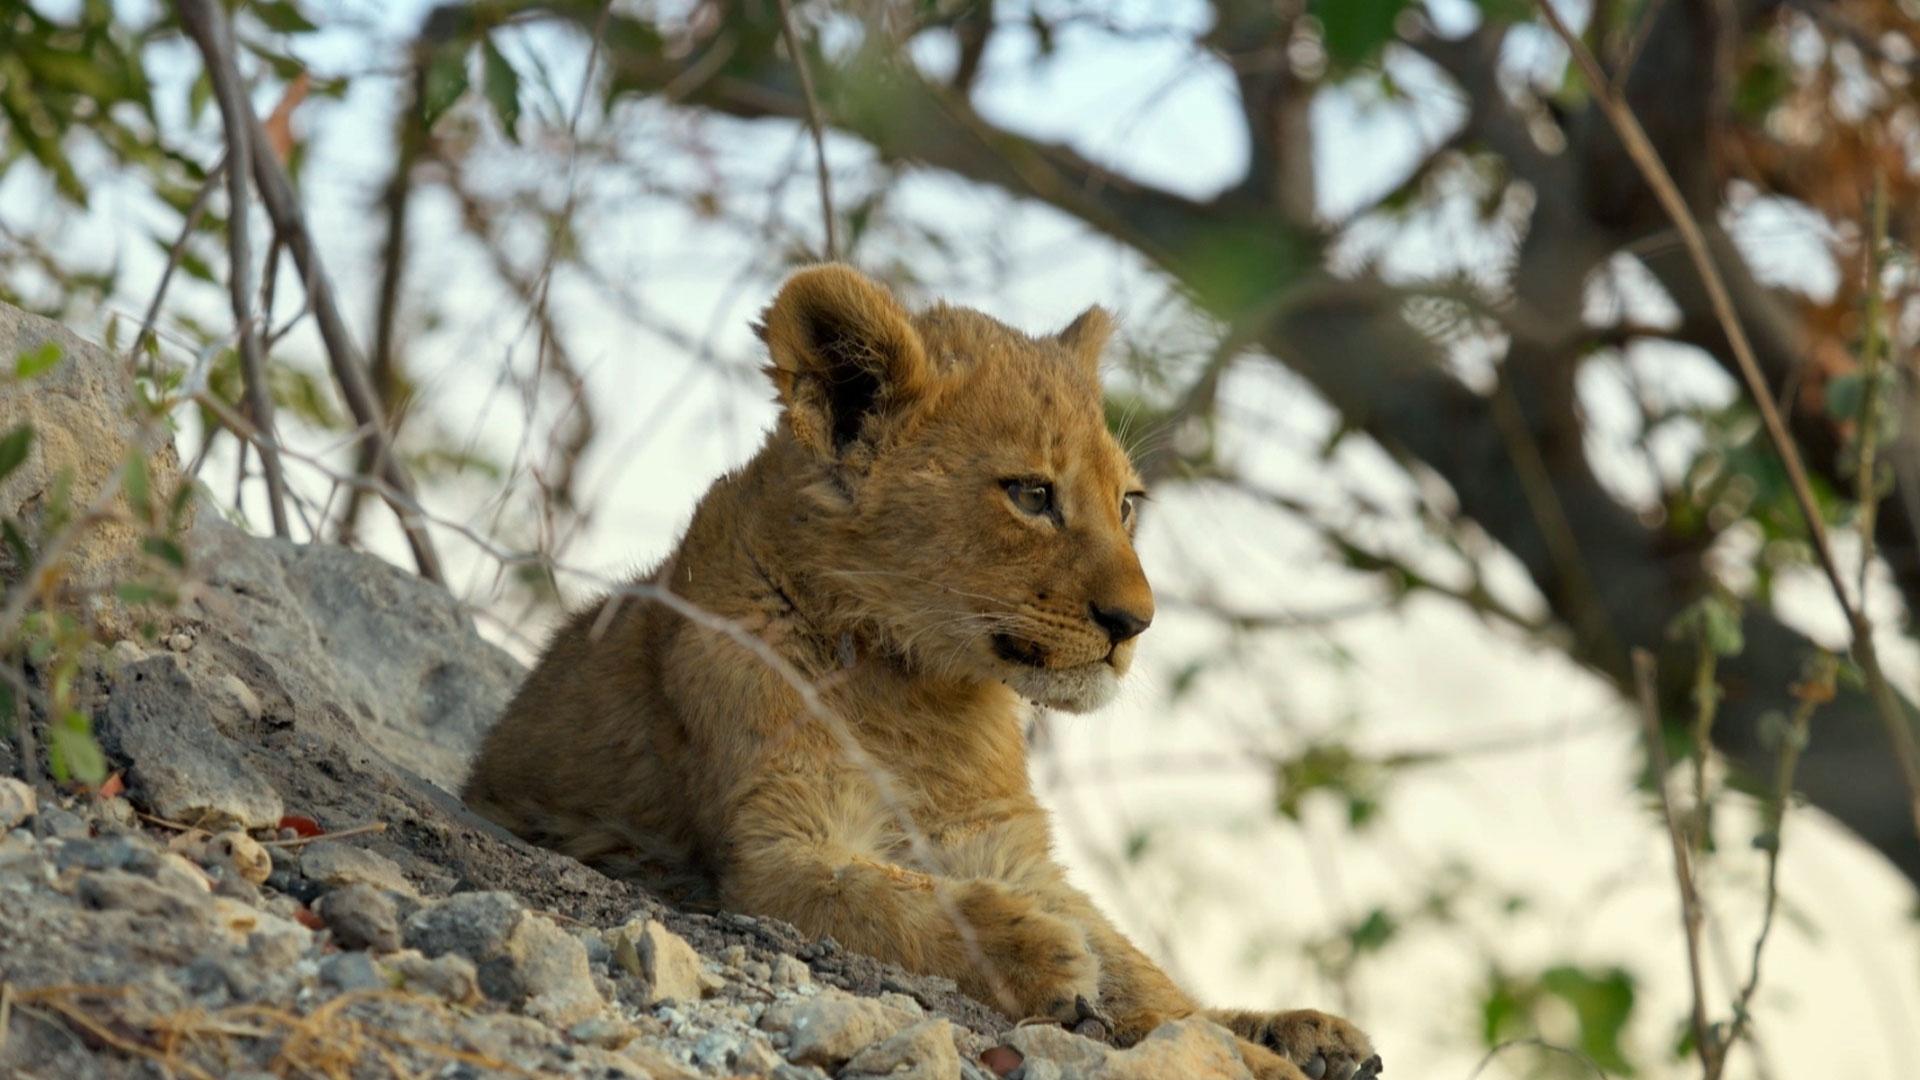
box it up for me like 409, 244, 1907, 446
756, 264, 1152, 713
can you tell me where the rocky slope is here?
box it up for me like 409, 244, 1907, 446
0, 301, 1261, 1079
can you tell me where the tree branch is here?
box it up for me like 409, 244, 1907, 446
243, 104, 445, 582
177, 0, 291, 539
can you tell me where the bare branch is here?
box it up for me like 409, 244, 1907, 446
775, 0, 838, 259
1633, 649, 1718, 1076
128, 158, 225, 368
176, 0, 292, 540
241, 96, 445, 583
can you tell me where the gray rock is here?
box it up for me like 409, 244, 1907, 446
0, 301, 193, 636
74, 869, 206, 918
381, 949, 481, 1003
181, 512, 521, 790
53, 835, 160, 876
319, 950, 384, 992
405, 889, 526, 967
402, 890, 602, 1021
315, 882, 401, 952
35, 805, 87, 839
299, 840, 415, 896
100, 654, 283, 830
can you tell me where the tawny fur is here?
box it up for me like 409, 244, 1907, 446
462, 266, 1377, 1080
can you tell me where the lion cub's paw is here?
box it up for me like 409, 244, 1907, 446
951, 881, 1101, 1022
1208, 1009, 1380, 1080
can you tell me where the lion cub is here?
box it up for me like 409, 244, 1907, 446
463, 266, 1380, 1080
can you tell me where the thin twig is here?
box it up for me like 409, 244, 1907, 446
1687, 620, 1721, 854
775, 0, 838, 259
1854, 173, 1889, 603
1633, 648, 1718, 1075
1719, 654, 1833, 1077
129, 158, 226, 368
1532, 0, 1920, 843
177, 0, 291, 539
1466, 1036, 1608, 1079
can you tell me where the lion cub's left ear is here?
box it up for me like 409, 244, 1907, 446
1055, 305, 1114, 378
757, 264, 934, 460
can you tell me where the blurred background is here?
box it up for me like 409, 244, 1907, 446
5, 0, 1920, 1075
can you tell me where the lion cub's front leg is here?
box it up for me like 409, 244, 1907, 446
722, 776, 1100, 1023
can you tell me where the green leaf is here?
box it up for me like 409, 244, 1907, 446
15, 341, 62, 379
1348, 908, 1397, 953
2, 519, 31, 567
123, 454, 152, 522
482, 38, 521, 143
0, 424, 34, 481
188, 69, 214, 121
421, 42, 472, 130
49, 710, 107, 786
1471, 0, 1532, 24
1312, 0, 1410, 68
250, 0, 318, 34
142, 536, 187, 568
1538, 965, 1637, 1075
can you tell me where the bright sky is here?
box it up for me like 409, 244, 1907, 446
10, 1, 1920, 1076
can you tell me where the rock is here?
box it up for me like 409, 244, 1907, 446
0, 302, 193, 634
100, 654, 283, 830
316, 882, 401, 951
405, 889, 525, 964
0, 778, 34, 830
35, 805, 87, 839
1005, 1024, 1109, 1075
403, 890, 602, 1022
299, 840, 415, 896
507, 910, 605, 1025
569, 1016, 638, 1049
53, 834, 160, 875
382, 949, 481, 1003
153, 851, 214, 895
1095, 1019, 1253, 1080
771, 954, 813, 990
843, 1018, 963, 1079
74, 869, 206, 918
204, 830, 272, 885
762, 988, 920, 1068
182, 512, 521, 790
319, 950, 384, 992
612, 918, 724, 1006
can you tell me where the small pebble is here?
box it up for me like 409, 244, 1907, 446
205, 830, 272, 885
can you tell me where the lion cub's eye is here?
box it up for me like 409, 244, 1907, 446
1121, 491, 1146, 526
1004, 479, 1054, 517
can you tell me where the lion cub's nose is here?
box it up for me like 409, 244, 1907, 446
1089, 601, 1152, 644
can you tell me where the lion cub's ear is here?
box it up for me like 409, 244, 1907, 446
756, 264, 933, 459
1055, 305, 1113, 378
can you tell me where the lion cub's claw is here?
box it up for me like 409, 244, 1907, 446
1066, 994, 1114, 1043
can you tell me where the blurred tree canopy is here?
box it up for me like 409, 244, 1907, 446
5, 0, 1920, 1068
